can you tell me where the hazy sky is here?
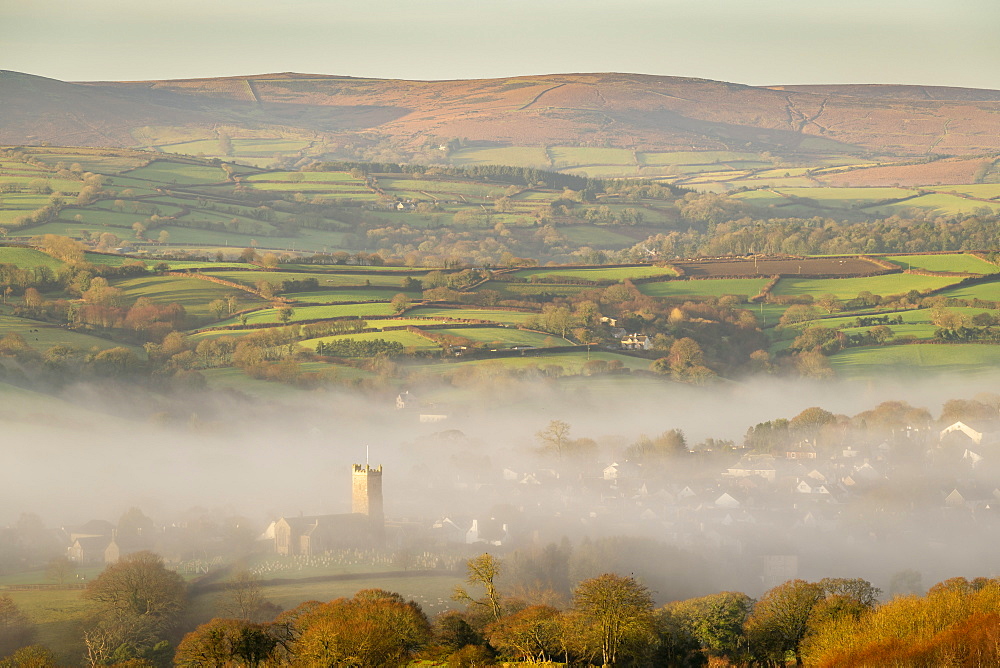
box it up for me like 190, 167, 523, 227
2, 0, 998, 88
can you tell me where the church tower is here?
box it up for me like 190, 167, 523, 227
352, 464, 384, 544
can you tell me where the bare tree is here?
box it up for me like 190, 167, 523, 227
221, 570, 276, 622
454, 553, 505, 624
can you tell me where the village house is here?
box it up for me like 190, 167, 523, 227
620, 333, 651, 350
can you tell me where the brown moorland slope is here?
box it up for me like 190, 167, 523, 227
4, 70, 1000, 158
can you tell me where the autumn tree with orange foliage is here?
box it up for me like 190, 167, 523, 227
280, 588, 431, 666
802, 576, 1000, 667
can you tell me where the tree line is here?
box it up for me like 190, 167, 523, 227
5, 550, 999, 666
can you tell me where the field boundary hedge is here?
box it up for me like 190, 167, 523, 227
925, 273, 1000, 297
165, 271, 268, 297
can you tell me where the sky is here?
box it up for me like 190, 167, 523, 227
2, 0, 999, 89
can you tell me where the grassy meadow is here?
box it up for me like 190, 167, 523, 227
831, 344, 1000, 378
772, 274, 960, 299
880, 254, 999, 274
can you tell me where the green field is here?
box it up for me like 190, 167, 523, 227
279, 265, 432, 274
104, 175, 163, 194
244, 171, 359, 183
935, 279, 1000, 302
549, 146, 636, 166
114, 275, 263, 318
306, 329, 439, 352
158, 138, 312, 157
0, 315, 143, 353
408, 350, 653, 375
830, 344, 1000, 378
509, 266, 676, 281
772, 186, 917, 208
924, 184, 1000, 199
430, 327, 569, 348
406, 307, 539, 326
222, 302, 397, 325
0, 193, 51, 224
124, 161, 227, 184
638, 278, 769, 298
0, 175, 82, 194
206, 270, 408, 288
29, 151, 149, 174
881, 254, 999, 274
640, 150, 763, 166
57, 206, 162, 228
141, 226, 266, 247
729, 190, 793, 206
0, 246, 64, 270
779, 306, 998, 334
772, 274, 960, 299
721, 176, 820, 190
2, 588, 92, 663
186, 328, 259, 342
284, 288, 419, 303
448, 146, 549, 168
296, 360, 378, 381
367, 317, 450, 328
488, 282, 595, 297
245, 181, 370, 192
377, 178, 509, 199
11, 221, 117, 238
83, 252, 144, 267
160, 260, 257, 270
751, 167, 815, 178
199, 367, 310, 398
867, 192, 1000, 216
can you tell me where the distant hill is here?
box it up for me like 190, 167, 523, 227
3, 70, 1000, 159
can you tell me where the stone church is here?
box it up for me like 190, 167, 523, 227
271, 464, 385, 555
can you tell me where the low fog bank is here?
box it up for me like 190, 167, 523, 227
6, 369, 1000, 597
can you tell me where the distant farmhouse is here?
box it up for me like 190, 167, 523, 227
268, 464, 386, 556
620, 333, 651, 350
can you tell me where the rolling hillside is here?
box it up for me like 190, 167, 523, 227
4, 70, 1000, 161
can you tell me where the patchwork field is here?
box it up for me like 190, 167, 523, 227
448, 146, 550, 167
866, 193, 1000, 216
676, 256, 882, 278
0, 246, 65, 269
0, 315, 142, 353
881, 254, 999, 274
405, 307, 539, 326
284, 288, 420, 303
830, 344, 1000, 378
772, 274, 959, 299
2, 588, 92, 664
206, 271, 411, 289
935, 279, 1000, 302
638, 278, 769, 299
123, 161, 228, 184
429, 327, 570, 348
305, 329, 439, 353
113, 275, 265, 318
224, 302, 397, 325
508, 265, 676, 281
407, 350, 653, 375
